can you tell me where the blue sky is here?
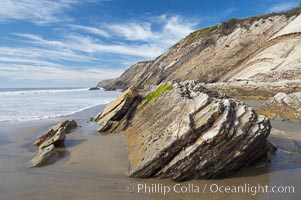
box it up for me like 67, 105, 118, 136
0, 0, 300, 88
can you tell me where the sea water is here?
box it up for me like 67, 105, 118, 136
0, 88, 120, 123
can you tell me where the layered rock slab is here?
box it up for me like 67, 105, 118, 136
31, 120, 77, 167
95, 86, 140, 133
34, 120, 77, 147
97, 81, 274, 181
258, 92, 301, 121
31, 144, 58, 167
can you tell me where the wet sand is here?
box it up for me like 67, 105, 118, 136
0, 103, 301, 199
0, 105, 150, 200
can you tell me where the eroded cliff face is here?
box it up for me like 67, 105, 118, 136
95, 81, 275, 181
98, 7, 301, 91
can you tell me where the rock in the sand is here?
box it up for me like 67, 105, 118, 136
31, 120, 77, 167
31, 144, 58, 167
95, 86, 140, 133
97, 80, 274, 181
38, 127, 66, 149
34, 120, 77, 147
258, 92, 301, 121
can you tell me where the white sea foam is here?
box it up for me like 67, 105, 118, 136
0, 88, 95, 96
0, 88, 119, 123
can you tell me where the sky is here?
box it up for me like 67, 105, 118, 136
0, 0, 300, 88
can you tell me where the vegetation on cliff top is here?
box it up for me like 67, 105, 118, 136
181, 24, 219, 46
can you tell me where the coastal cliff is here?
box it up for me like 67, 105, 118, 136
98, 7, 301, 91
94, 7, 301, 181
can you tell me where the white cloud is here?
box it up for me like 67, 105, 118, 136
161, 15, 197, 38
66, 34, 164, 57
11, 14, 198, 59
1, 13, 200, 86
13, 33, 65, 47
106, 15, 197, 47
268, 1, 300, 13
15, 33, 164, 58
0, 46, 93, 62
0, 64, 124, 82
68, 25, 110, 37
106, 22, 154, 41
0, 0, 96, 24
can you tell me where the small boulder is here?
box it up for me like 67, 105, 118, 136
31, 144, 58, 167
34, 120, 77, 147
31, 120, 77, 167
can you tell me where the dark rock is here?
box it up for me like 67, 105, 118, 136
89, 87, 100, 90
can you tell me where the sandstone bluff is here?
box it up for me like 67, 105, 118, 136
95, 81, 275, 181
98, 7, 301, 93
94, 7, 301, 181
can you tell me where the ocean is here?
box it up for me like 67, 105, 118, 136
0, 88, 120, 123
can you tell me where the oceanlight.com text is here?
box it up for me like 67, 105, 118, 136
126, 183, 295, 196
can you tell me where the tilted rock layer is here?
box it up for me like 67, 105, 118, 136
98, 8, 301, 91
31, 120, 77, 167
258, 92, 301, 121
205, 80, 301, 99
95, 86, 140, 133
34, 120, 77, 147
97, 81, 274, 181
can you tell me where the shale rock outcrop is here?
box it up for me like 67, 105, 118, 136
258, 92, 301, 121
95, 86, 140, 133
205, 80, 301, 99
31, 120, 77, 167
96, 81, 275, 181
34, 120, 77, 147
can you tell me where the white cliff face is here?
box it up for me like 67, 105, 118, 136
228, 14, 301, 81
272, 14, 301, 38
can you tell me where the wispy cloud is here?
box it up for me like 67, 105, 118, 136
1, 11, 200, 86
68, 25, 110, 37
14, 33, 163, 58
106, 22, 154, 41
267, 1, 300, 13
0, 64, 124, 82
0, 0, 96, 24
106, 15, 197, 46
13, 14, 199, 59
0, 46, 93, 62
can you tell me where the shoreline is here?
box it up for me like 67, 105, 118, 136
0, 101, 301, 199
0, 103, 110, 125
0, 104, 150, 200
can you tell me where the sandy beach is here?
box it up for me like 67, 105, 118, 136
0, 102, 300, 200
0, 105, 150, 200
